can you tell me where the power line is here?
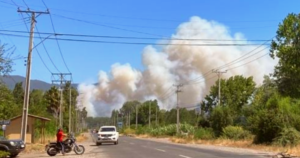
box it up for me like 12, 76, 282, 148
35, 26, 61, 72
21, 0, 29, 9
10, 0, 19, 7
0, 29, 271, 42
52, 14, 170, 38
0, 32, 271, 46
48, 13, 71, 73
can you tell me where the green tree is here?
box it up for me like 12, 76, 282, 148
0, 84, 18, 119
0, 42, 14, 76
44, 86, 60, 126
270, 13, 300, 98
29, 89, 47, 116
12, 82, 24, 106
203, 75, 256, 114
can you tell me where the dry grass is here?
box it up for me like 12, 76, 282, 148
23, 144, 45, 153
76, 134, 88, 142
170, 137, 300, 157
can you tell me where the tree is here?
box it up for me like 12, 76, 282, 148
270, 13, 300, 98
12, 82, 24, 106
0, 42, 14, 76
203, 75, 256, 114
0, 84, 18, 119
29, 89, 47, 116
44, 86, 60, 126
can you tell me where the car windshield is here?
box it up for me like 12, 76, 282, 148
100, 128, 115, 132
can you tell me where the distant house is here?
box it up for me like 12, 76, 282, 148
5, 114, 51, 144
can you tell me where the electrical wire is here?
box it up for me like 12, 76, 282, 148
0, 29, 271, 42
0, 32, 271, 46
22, 0, 29, 9
35, 26, 61, 73
48, 13, 71, 73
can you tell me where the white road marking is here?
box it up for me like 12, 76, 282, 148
155, 148, 166, 152
179, 155, 191, 158
142, 145, 147, 148
130, 143, 135, 145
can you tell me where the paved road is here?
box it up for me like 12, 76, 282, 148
20, 136, 270, 158
91, 136, 268, 158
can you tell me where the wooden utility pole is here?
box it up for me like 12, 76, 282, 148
174, 84, 183, 135
135, 104, 138, 130
149, 101, 151, 128
212, 70, 227, 106
19, 9, 49, 143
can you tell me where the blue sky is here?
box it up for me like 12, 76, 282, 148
0, 0, 299, 84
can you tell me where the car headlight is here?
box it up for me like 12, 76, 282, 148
10, 141, 16, 146
112, 134, 116, 136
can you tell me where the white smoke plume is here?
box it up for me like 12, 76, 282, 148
78, 16, 277, 117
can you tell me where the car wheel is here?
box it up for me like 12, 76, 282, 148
114, 140, 118, 145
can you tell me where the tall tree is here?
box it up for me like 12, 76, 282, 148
29, 89, 47, 116
0, 42, 14, 76
0, 84, 18, 119
270, 13, 300, 98
203, 75, 256, 114
12, 82, 24, 106
44, 86, 60, 125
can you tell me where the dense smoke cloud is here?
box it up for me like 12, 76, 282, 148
78, 16, 276, 117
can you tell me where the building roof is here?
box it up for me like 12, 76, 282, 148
10, 114, 51, 121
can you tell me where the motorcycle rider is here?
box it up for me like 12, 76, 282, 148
57, 128, 67, 156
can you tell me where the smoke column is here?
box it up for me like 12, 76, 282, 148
78, 16, 276, 117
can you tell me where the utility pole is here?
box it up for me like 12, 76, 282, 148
174, 84, 183, 135
129, 111, 130, 129
212, 70, 227, 106
135, 104, 138, 130
69, 85, 72, 133
156, 106, 158, 126
149, 101, 151, 128
19, 9, 49, 143
51, 73, 72, 130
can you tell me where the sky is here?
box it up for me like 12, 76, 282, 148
0, 0, 300, 84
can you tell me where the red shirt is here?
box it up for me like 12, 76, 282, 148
57, 130, 64, 142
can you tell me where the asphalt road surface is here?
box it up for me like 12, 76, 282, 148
20, 136, 270, 158
91, 136, 268, 158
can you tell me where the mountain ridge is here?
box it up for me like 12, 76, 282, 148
0, 75, 78, 90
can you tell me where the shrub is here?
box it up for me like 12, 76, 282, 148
194, 128, 215, 140
123, 128, 135, 135
0, 151, 10, 158
222, 126, 251, 140
149, 124, 195, 137
273, 127, 300, 147
210, 106, 233, 136
135, 126, 147, 135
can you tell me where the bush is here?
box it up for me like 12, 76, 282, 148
273, 127, 300, 147
222, 126, 251, 140
194, 128, 215, 140
123, 128, 135, 135
0, 151, 10, 158
210, 106, 233, 136
149, 124, 195, 137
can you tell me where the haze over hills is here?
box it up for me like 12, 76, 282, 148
0, 75, 78, 90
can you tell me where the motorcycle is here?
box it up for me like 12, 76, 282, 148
45, 133, 85, 156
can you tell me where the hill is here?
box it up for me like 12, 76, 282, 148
0, 75, 78, 90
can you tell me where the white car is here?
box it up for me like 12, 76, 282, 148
96, 126, 119, 145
